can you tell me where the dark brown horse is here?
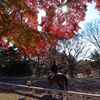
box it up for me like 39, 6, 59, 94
47, 71, 68, 90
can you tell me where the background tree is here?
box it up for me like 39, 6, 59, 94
0, 0, 100, 58
38, 47, 64, 70
81, 19, 100, 51
0, 45, 35, 76
0, 46, 18, 66
75, 60, 91, 73
0, 0, 100, 76
89, 49, 100, 75
58, 35, 87, 77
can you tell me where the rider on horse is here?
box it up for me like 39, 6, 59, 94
49, 61, 57, 78
48, 61, 68, 90
50, 61, 57, 74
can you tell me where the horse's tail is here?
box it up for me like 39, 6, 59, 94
62, 75, 68, 90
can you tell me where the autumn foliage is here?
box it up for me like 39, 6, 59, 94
0, 0, 100, 58
83, 68, 91, 75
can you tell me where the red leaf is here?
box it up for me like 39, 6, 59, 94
1, 46, 4, 49
44, 48, 48, 53
39, 56, 42, 59
67, 31, 76, 38
0, 40, 3, 45
5, 47, 9, 50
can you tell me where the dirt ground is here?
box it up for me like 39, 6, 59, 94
0, 76, 100, 100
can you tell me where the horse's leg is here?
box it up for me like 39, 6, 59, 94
61, 81, 64, 90
59, 92, 63, 99
49, 81, 53, 89
57, 82, 61, 90
48, 82, 51, 94
58, 82, 63, 99
48, 81, 53, 96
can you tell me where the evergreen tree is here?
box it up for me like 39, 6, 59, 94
90, 50, 100, 75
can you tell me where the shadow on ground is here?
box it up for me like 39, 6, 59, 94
16, 92, 63, 100
1, 89, 63, 100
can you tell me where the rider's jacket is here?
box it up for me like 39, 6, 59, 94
50, 64, 57, 73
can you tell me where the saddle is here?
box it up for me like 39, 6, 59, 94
49, 72, 62, 79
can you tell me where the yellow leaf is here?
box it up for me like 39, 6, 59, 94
20, 9, 24, 13
0, 10, 3, 14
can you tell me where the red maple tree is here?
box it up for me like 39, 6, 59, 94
0, 0, 100, 58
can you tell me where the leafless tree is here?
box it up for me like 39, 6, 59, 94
40, 47, 64, 68
81, 19, 100, 51
58, 35, 88, 77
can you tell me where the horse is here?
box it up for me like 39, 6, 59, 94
47, 71, 68, 90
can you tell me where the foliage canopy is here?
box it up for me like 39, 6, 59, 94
0, 0, 100, 58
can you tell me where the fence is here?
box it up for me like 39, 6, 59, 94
0, 81, 100, 100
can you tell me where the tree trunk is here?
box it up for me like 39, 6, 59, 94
70, 65, 74, 78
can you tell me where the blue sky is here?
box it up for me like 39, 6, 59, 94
79, 2, 100, 28
85, 2, 100, 21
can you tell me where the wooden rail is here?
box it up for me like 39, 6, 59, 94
0, 81, 100, 99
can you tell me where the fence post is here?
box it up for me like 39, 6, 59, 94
26, 81, 32, 94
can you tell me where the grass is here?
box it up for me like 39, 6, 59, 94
0, 91, 27, 100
